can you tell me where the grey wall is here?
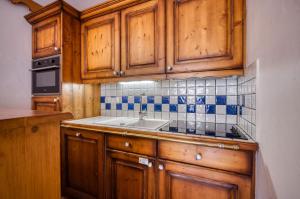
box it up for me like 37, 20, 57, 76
247, 0, 300, 198
0, 1, 31, 109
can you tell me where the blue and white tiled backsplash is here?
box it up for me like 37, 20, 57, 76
100, 78, 240, 124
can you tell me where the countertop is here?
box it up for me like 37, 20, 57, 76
62, 116, 258, 151
0, 108, 72, 130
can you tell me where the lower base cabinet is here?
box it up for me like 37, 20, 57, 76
61, 128, 105, 199
157, 161, 252, 199
105, 151, 156, 199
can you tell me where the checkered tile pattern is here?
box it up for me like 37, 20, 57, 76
100, 78, 240, 124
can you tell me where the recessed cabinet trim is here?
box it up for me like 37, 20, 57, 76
81, 12, 120, 79
32, 15, 61, 58
121, 0, 165, 76
166, 0, 244, 73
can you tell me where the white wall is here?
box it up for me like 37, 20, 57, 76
0, 1, 31, 109
247, 0, 300, 198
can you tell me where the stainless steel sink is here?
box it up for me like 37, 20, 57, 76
93, 117, 168, 130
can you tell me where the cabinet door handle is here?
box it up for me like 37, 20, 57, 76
119, 71, 125, 76
124, 142, 130, 147
158, 164, 164, 170
113, 71, 119, 76
148, 162, 153, 168
75, 132, 81, 137
54, 47, 59, 51
195, 153, 202, 160
167, 66, 173, 71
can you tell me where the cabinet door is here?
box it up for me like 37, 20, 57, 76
106, 150, 155, 199
81, 12, 120, 79
61, 128, 105, 199
32, 15, 61, 58
32, 96, 60, 112
121, 0, 165, 76
166, 0, 244, 73
158, 161, 252, 199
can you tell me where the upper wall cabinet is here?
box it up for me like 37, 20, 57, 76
81, 12, 120, 79
32, 15, 61, 58
166, 0, 244, 74
120, 0, 165, 76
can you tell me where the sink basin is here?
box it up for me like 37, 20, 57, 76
127, 119, 169, 130
93, 117, 169, 130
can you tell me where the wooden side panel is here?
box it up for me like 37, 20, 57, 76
32, 15, 61, 58
106, 151, 156, 199
32, 96, 60, 112
166, 0, 244, 73
81, 12, 120, 79
158, 161, 251, 199
61, 128, 105, 199
121, 0, 165, 76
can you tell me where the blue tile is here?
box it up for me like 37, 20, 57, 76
105, 103, 111, 110
216, 95, 227, 105
227, 105, 237, 115
169, 104, 178, 112
142, 104, 147, 111
187, 104, 196, 113
134, 96, 141, 103
196, 96, 206, 105
154, 104, 162, 112
100, 96, 105, 103
147, 96, 154, 104
206, 105, 216, 114
122, 96, 128, 103
116, 103, 122, 110
162, 96, 170, 104
178, 96, 187, 104
128, 103, 134, 110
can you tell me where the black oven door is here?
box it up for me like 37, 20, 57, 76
32, 67, 60, 95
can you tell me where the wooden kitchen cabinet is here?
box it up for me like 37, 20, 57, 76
32, 96, 60, 112
158, 160, 252, 199
32, 15, 61, 58
81, 12, 120, 79
106, 150, 156, 199
166, 0, 244, 74
120, 0, 165, 76
61, 128, 105, 199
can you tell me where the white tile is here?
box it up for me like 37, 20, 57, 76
206, 114, 216, 123
187, 87, 195, 95
196, 105, 205, 114
122, 103, 128, 111
170, 96, 177, 104
155, 112, 162, 119
206, 87, 216, 95
154, 87, 162, 95
170, 88, 178, 95
105, 110, 111, 116
187, 80, 195, 87
161, 88, 170, 95
122, 110, 127, 117
170, 112, 178, 120
216, 105, 226, 114
146, 112, 154, 119
111, 103, 116, 110
162, 80, 169, 87
206, 79, 216, 87
226, 77, 238, 85
134, 104, 140, 111
196, 114, 206, 122
187, 96, 195, 104
227, 96, 237, 105
226, 115, 237, 124
134, 111, 140, 118
116, 90, 122, 96
128, 96, 134, 103
147, 104, 154, 112
177, 80, 186, 87
154, 96, 162, 103
101, 103, 105, 110
227, 86, 237, 95
122, 89, 128, 96
162, 104, 169, 112
187, 113, 196, 121
178, 104, 186, 113
196, 79, 205, 86
128, 111, 134, 117
178, 87, 186, 95
216, 86, 226, 95
178, 113, 186, 120
169, 80, 178, 87
117, 110, 122, 117
216, 78, 226, 86
196, 87, 205, 95
111, 110, 117, 117
206, 96, 216, 104
162, 112, 170, 120
216, 115, 226, 123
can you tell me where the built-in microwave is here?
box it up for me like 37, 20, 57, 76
31, 56, 60, 95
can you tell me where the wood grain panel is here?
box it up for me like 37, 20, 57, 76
121, 0, 165, 76
81, 12, 120, 79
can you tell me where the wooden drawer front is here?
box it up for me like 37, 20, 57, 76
107, 135, 156, 156
158, 141, 253, 175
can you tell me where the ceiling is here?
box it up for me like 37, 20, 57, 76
34, 0, 107, 11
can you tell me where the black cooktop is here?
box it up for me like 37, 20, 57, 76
159, 121, 248, 140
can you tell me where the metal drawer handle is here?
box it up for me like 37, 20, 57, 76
195, 153, 202, 160
124, 142, 130, 147
75, 132, 81, 137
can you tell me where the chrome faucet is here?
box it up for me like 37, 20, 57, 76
139, 93, 147, 120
